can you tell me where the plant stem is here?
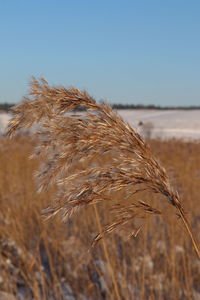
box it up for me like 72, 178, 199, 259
94, 204, 121, 300
177, 206, 200, 259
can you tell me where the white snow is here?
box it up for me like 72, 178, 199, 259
0, 112, 11, 135
117, 109, 200, 140
0, 110, 200, 140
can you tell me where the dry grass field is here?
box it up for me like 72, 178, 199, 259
0, 136, 199, 300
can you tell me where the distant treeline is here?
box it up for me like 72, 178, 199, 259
0, 102, 200, 112
0, 103, 14, 112
112, 104, 200, 110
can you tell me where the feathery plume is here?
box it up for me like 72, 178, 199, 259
7, 78, 200, 258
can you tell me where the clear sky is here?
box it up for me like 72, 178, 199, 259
0, 0, 200, 106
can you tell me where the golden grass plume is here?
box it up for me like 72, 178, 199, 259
7, 77, 200, 258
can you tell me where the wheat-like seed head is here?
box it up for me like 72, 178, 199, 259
7, 78, 200, 257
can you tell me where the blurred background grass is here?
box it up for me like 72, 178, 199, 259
0, 136, 199, 300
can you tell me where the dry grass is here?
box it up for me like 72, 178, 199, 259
1, 78, 200, 299
7, 78, 199, 256
0, 136, 200, 299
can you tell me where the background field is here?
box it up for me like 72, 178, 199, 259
118, 109, 200, 140
0, 136, 199, 300
1, 109, 200, 139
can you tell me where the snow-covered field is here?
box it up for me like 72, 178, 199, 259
117, 109, 200, 140
0, 112, 11, 135
1, 110, 200, 140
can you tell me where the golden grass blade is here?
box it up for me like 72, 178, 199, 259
177, 206, 200, 259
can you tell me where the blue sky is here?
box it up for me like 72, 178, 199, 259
0, 0, 200, 106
